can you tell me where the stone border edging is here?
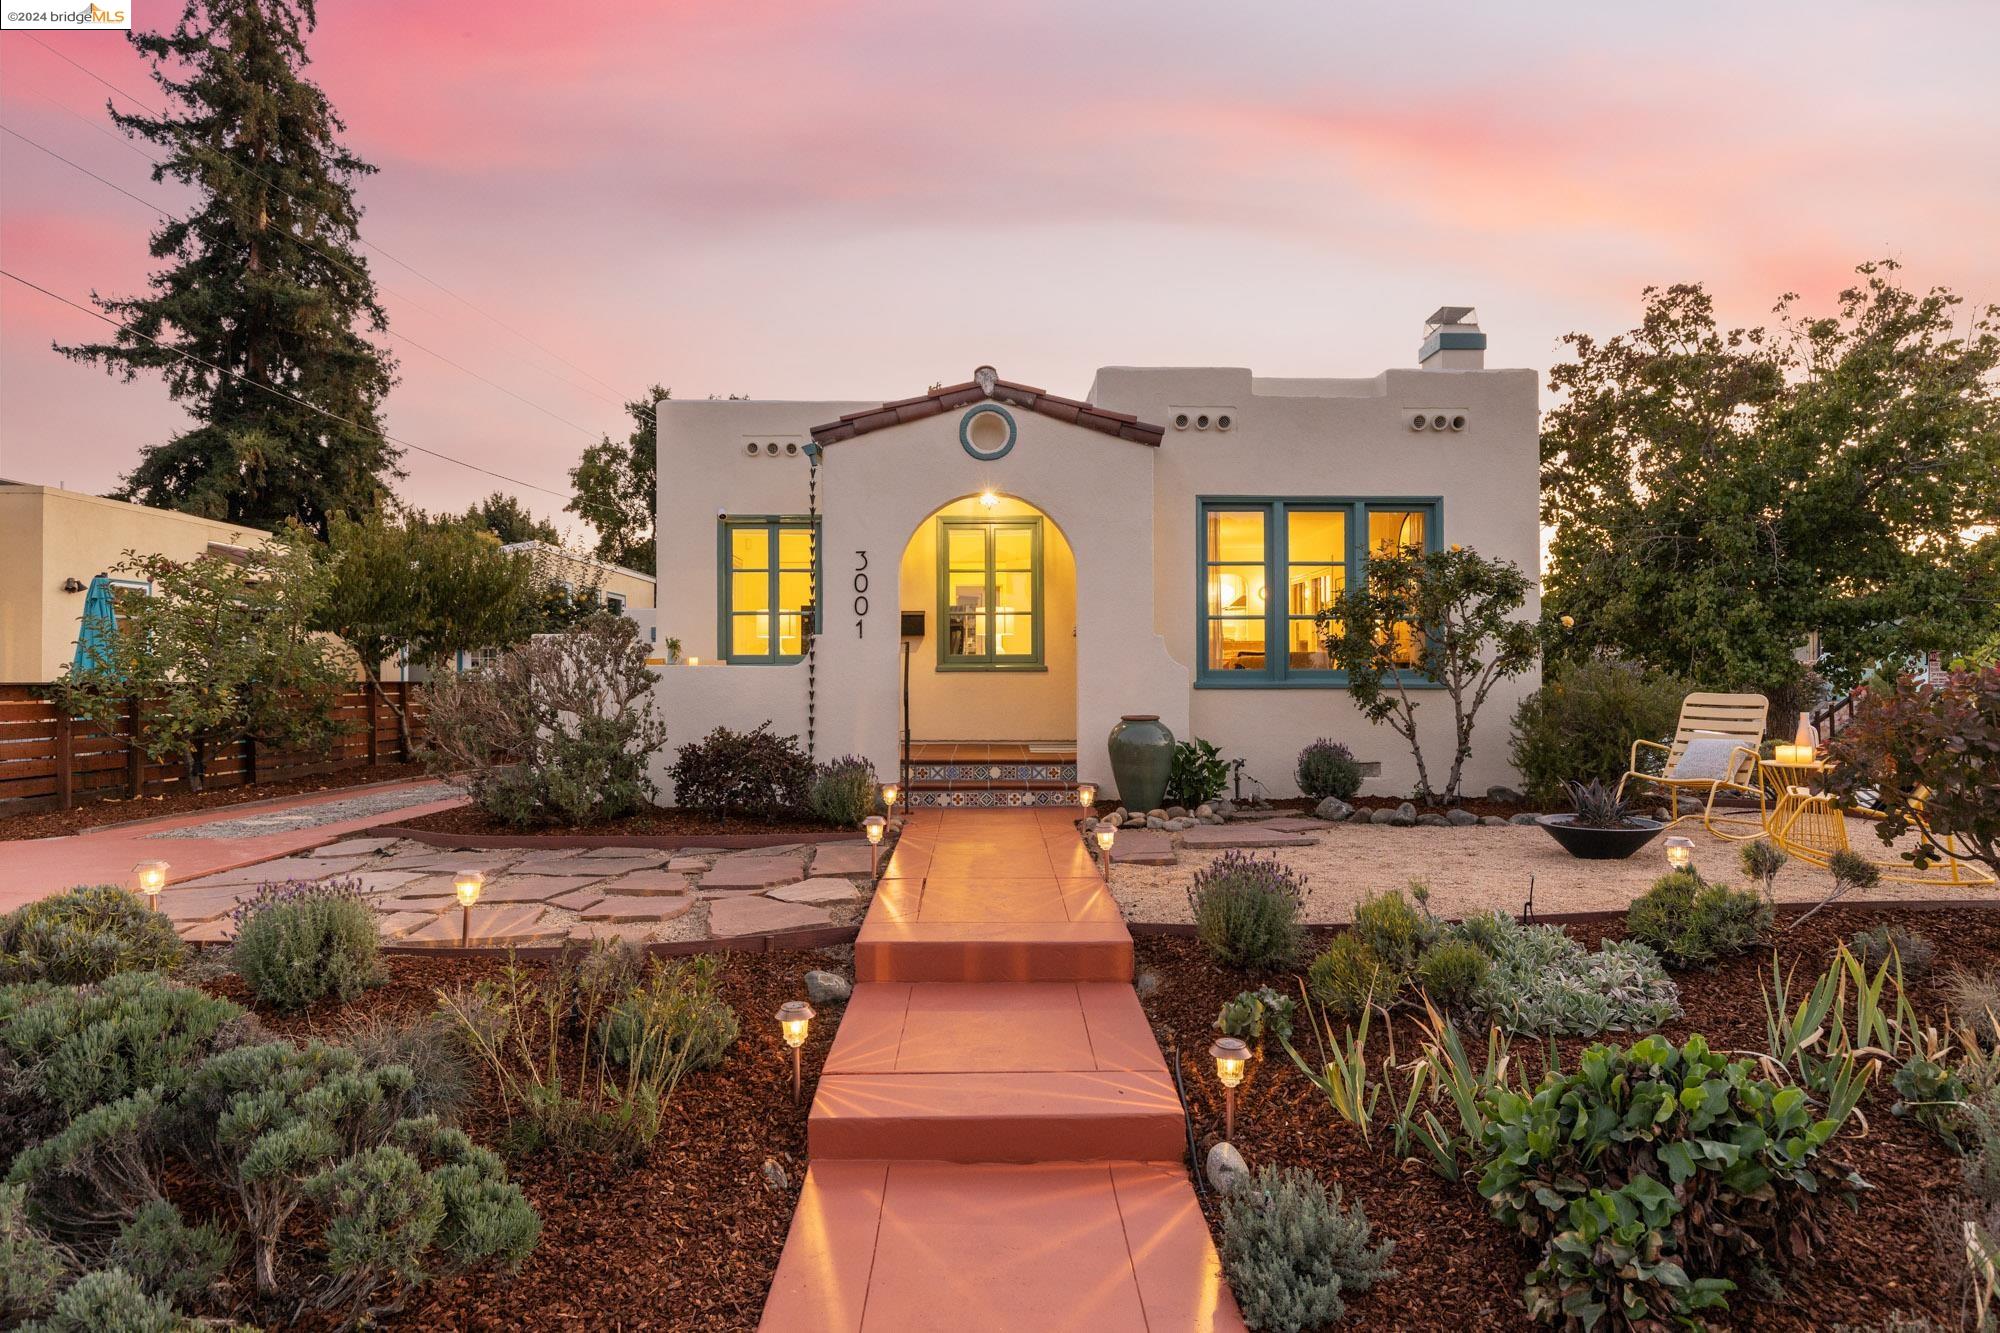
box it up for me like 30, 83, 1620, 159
359, 823, 868, 851
375, 923, 861, 959
1126, 896, 2000, 938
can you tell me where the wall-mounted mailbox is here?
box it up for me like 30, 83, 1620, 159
900, 610, 926, 639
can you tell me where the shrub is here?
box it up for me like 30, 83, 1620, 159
1559, 777, 1642, 829
1850, 925, 1936, 981
1, 1183, 70, 1325
423, 613, 669, 828
1948, 970, 2000, 1051
1470, 913, 1680, 1037
1166, 738, 1230, 809
805, 755, 880, 827
1352, 889, 1431, 975
1307, 934, 1396, 1019
1216, 987, 1297, 1048
1220, 1165, 1394, 1333
669, 723, 812, 819
1825, 666, 2000, 879
345, 1014, 478, 1122
0, 885, 183, 986
1624, 870, 1771, 968
1479, 1034, 1857, 1328
1508, 657, 1692, 806
1295, 739, 1363, 802
1415, 939, 1490, 1012
0, 971, 250, 1145
108, 1200, 233, 1307
1892, 1053, 1970, 1151
5, 1090, 164, 1241
231, 878, 382, 1012
597, 956, 740, 1081
1739, 839, 1789, 905
1187, 852, 1307, 970
20, 1267, 182, 1333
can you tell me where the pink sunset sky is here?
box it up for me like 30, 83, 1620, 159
2, 1, 1996, 534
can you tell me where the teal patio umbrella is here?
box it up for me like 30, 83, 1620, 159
72, 574, 119, 675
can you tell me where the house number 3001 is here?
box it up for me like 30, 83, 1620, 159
852, 551, 870, 637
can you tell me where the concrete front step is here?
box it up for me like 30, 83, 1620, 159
856, 921, 1132, 982
810, 1069, 1185, 1161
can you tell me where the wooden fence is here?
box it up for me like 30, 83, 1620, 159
0, 682, 426, 815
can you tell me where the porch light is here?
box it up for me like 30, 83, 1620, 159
1094, 824, 1116, 881
863, 815, 887, 874
133, 860, 169, 908
1211, 1036, 1250, 1141
1077, 783, 1096, 808
454, 870, 484, 946
777, 1000, 816, 1102
978, 489, 1000, 509
1663, 837, 1694, 874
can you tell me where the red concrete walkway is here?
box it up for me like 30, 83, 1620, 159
761, 808, 1243, 1332
0, 779, 465, 912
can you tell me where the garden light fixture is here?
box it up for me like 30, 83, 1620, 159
454, 870, 484, 946
133, 860, 169, 908
1210, 1036, 1249, 1141
863, 815, 886, 874
881, 783, 900, 815
1077, 783, 1096, 808
777, 1000, 816, 1102
1663, 837, 1694, 874
1094, 824, 1116, 881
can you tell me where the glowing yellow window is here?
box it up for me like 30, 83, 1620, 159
939, 518, 1041, 668
1368, 509, 1429, 667
1203, 509, 1266, 671
723, 518, 816, 662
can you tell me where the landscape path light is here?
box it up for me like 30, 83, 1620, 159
1210, 1036, 1249, 1142
133, 860, 170, 909
454, 870, 484, 947
1076, 783, 1096, 808
880, 782, 900, 819
863, 815, 887, 875
1094, 824, 1116, 882
777, 1000, 816, 1103
1663, 836, 1695, 876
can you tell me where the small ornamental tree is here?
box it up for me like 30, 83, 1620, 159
53, 528, 346, 790
1316, 544, 1539, 805
1824, 667, 2000, 879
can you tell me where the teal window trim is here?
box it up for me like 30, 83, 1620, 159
936, 515, 1045, 672
717, 515, 820, 664
1193, 496, 1444, 689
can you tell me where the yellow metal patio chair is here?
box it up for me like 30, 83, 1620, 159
1615, 692, 1769, 840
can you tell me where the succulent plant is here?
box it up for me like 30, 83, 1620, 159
1561, 778, 1639, 829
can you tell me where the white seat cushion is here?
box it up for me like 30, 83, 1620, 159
1670, 736, 1744, 781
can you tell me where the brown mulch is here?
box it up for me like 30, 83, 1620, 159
184, 946, 841, 1330
0, 764, 430, 841
391, 802, 851, 838
1136, 904, 1994, 1331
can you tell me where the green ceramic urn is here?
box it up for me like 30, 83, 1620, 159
1107, 714, 1175, 812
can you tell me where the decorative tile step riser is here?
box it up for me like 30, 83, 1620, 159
906, 789, 1084, 809
907, 762, 1078, 783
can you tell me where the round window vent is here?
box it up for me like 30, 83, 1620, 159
1430, 413, 1449, 431
1410, 413, 1428, 431
1450, 414, 1467, 432
765, 441, 780, 455
785, 441, 799, 454
1195, 414, 1210, 430
959, 404, 1018, 461
744, 441, 760, 455
1174, 413, 1190, 430
1216, 414, 1233, 431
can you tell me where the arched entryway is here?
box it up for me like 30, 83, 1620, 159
896, 493, 1078, 807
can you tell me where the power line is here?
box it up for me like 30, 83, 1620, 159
24, 33, 654, 426
0, 267, 575, 503
0, 120, 604, 441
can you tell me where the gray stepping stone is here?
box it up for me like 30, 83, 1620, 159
596, 870, 690, 897
371, 896, 453, 916
346, 870, 430, 896
1259, 818, 1326, 834
545, 887, 608, 912
1108, 830, 1175, 865
808, 844, 877, 876
315, 837, 402, 857
376, 911, 439, 940
666, 856, 711, 872
699, 857, 804, 890
566, 920, 667, 946
706, 896, 832, 937
158, 889, 253, 923
1177, 825, 1314, 849
177, 917, 236, 944
576, 847, 670, 865
507, 856, 597, 876
399, 905, 566, 948
581, 895, 693, 923
766, 877, 859, 905
473, 875, 605, 905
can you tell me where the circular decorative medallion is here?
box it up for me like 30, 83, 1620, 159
959, 404, 1017, 461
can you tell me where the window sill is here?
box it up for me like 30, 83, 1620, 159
1194, 674, 1443, 691
936, 662, 1049, 674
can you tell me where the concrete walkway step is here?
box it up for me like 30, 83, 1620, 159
760, 1160, 1242, 1332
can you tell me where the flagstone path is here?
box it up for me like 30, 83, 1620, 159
760, 808, 1243, 1332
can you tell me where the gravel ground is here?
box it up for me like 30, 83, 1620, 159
1106, 816, 1992, 923
145, 781, 457, 839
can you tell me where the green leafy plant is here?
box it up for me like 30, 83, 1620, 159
1316, 543, 1540, 805
5, 1089, 165, 1241
1850, 924, 1935, 981
805, 755, 880, 827
1792, 849, 1884, 930
1624, 869, 1772, 968
1186, 852, 1307, 970
1283, 996, 1380, 1139
668, 722, 813, 819
1893, 1053, 1970, 1151
1166, 737, 1230, 809
1215, 987, 1297, 1050
1415, 939, 1490, 1012
1306, 934, 1396, 1020
597, 956, 739, 1081
1295, 738, 1363, 802
231, 878, 382, 1012
424, 614, 669, 827
1479, 1034, 1862, 1328
1508, 657, 1692, 805
20, 1266, 184, 1333
1825, 666, 2000, 879
1739, 839, 1789, 906
108, 1200, 233, 1307
1558, 777, 1641, 829
0, 1183, 71, 1325
1353, 889, 1431, 973
1468, 912, 1680, 1037
1220, 1165, 1394, 1333
1392, 999, 1511, 1181
0, 886, 184, 986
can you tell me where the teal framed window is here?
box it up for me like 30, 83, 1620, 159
719, 516, 818, 663
937, 516, 1044, 670
1195, 497, 1441, 687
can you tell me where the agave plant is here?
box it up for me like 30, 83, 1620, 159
1561, 778, 1639, 829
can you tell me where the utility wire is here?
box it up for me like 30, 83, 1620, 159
1, 267, 575, 502
24, 33, 654, 425
0, 121, 604, 441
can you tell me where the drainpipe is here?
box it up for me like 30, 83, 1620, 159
804, 442, 821, 761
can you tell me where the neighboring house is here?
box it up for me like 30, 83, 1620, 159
396, 542, 659, 678
0, 482, 269, 682
651, 309, 1543, 806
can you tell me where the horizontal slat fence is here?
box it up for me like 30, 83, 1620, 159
0, 683, 425, 815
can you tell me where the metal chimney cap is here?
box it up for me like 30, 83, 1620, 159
1425, 306, 1477, 328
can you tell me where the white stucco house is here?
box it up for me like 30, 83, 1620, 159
650, 309, 1541, 807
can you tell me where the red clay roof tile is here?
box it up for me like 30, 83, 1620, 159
811, 370, 1163, 447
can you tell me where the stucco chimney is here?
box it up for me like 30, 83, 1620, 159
1419, 307, 1485, 370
